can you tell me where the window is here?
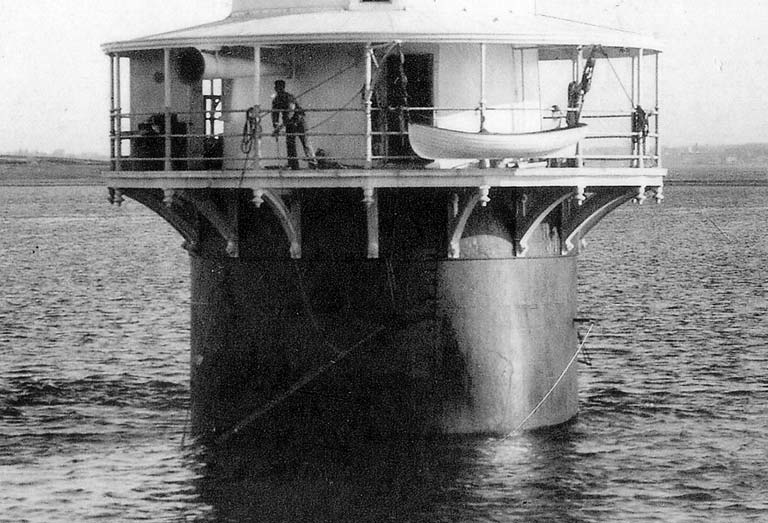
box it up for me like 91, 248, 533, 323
354, 0, 396, 9
202, 79, 223, 136
202, 79, 224, 167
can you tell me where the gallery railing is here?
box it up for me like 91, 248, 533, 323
109, 105, 660, 172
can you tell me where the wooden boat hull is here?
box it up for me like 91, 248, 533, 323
408, 123, 588, 160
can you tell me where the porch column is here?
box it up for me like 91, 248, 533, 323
254, 45, 262, 169
637, 48, 645, 168
164, 48, 172, 172
115, 54, 122, 171
574, 47, 583, 167
364, 43, 373, 169
110, 54, 116, 171
655, 52, 662, 168
631, 49, 637, 165
479, 43, 487, 132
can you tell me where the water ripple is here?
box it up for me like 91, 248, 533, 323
1, 185, 767, 521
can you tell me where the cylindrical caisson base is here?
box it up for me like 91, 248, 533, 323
189, 253, 578, 439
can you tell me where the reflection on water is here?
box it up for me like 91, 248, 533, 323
188, 424, 590, 522
1, 183, 768, 521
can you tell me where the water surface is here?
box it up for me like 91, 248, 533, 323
1, 181, 766, 521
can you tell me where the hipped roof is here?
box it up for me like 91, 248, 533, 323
102, 9, 662, 54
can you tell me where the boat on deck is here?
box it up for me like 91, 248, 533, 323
408, 122, 589, 160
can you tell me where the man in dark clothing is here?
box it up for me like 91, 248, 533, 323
271, 80, 316, 170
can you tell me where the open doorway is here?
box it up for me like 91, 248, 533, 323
378, 53, 434, 162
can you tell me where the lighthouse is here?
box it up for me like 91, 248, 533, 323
102, 0, 664, 439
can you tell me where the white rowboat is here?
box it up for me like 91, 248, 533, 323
408, 123, 588, 160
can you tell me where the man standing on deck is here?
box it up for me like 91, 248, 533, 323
272, 80, 317, 170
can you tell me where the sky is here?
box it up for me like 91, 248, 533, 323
0, 0, 765, 156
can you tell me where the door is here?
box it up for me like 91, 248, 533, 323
381, 53, 434, 161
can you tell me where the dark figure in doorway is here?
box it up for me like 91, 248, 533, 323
134, 113, 187, 170
271, 80, 316, 170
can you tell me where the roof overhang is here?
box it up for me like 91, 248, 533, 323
102, 10, 662, 55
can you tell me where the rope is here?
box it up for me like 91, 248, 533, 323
306, 87, 364, 132
296, 61, 361, 100
239, 106, 263, 186
385, 258, 397, 309
180, 402, 191, 448
691, 193, 733, 243
215, 326, 386, 445
599, 48, 634, 107
300, 43, 401, 152
240, 106, 262, 155
502, 322, 594, 439
306, 42, 401, 133
292, 259, 342, 354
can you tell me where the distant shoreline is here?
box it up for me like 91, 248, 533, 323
0, 178, 102, 187
0, 155, 106, 187
666, 179, 768, 186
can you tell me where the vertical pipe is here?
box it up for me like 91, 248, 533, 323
164, 48, 172, 172
479, 43, 487, 132
638, 48, 645, 168
364, 44, 373, 168
254, 45, 262, 169
655, 52, 662, 168
115, 54, 122, 171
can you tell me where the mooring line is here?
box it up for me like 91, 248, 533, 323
502, 322, 594, 440
180, 402, 191, 449
690, 193, 733, 243
215, 326, 386, 446
698, 211, 732, 243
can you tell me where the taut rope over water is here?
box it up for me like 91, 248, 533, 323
503, 322, 594, 439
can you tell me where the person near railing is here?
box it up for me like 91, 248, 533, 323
271, 79, 317, 170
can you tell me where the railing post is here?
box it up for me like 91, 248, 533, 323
254, 45, 262, 170
364, 43, 373, 169
164, 48, 172, 172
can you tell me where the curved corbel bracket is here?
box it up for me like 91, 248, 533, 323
187, 191, 240, 258
120, 188, 200, 252
514, 188, 574, 257
447, 190, 483, 259
562, 187, 637, 254
252, 189, 302, 259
